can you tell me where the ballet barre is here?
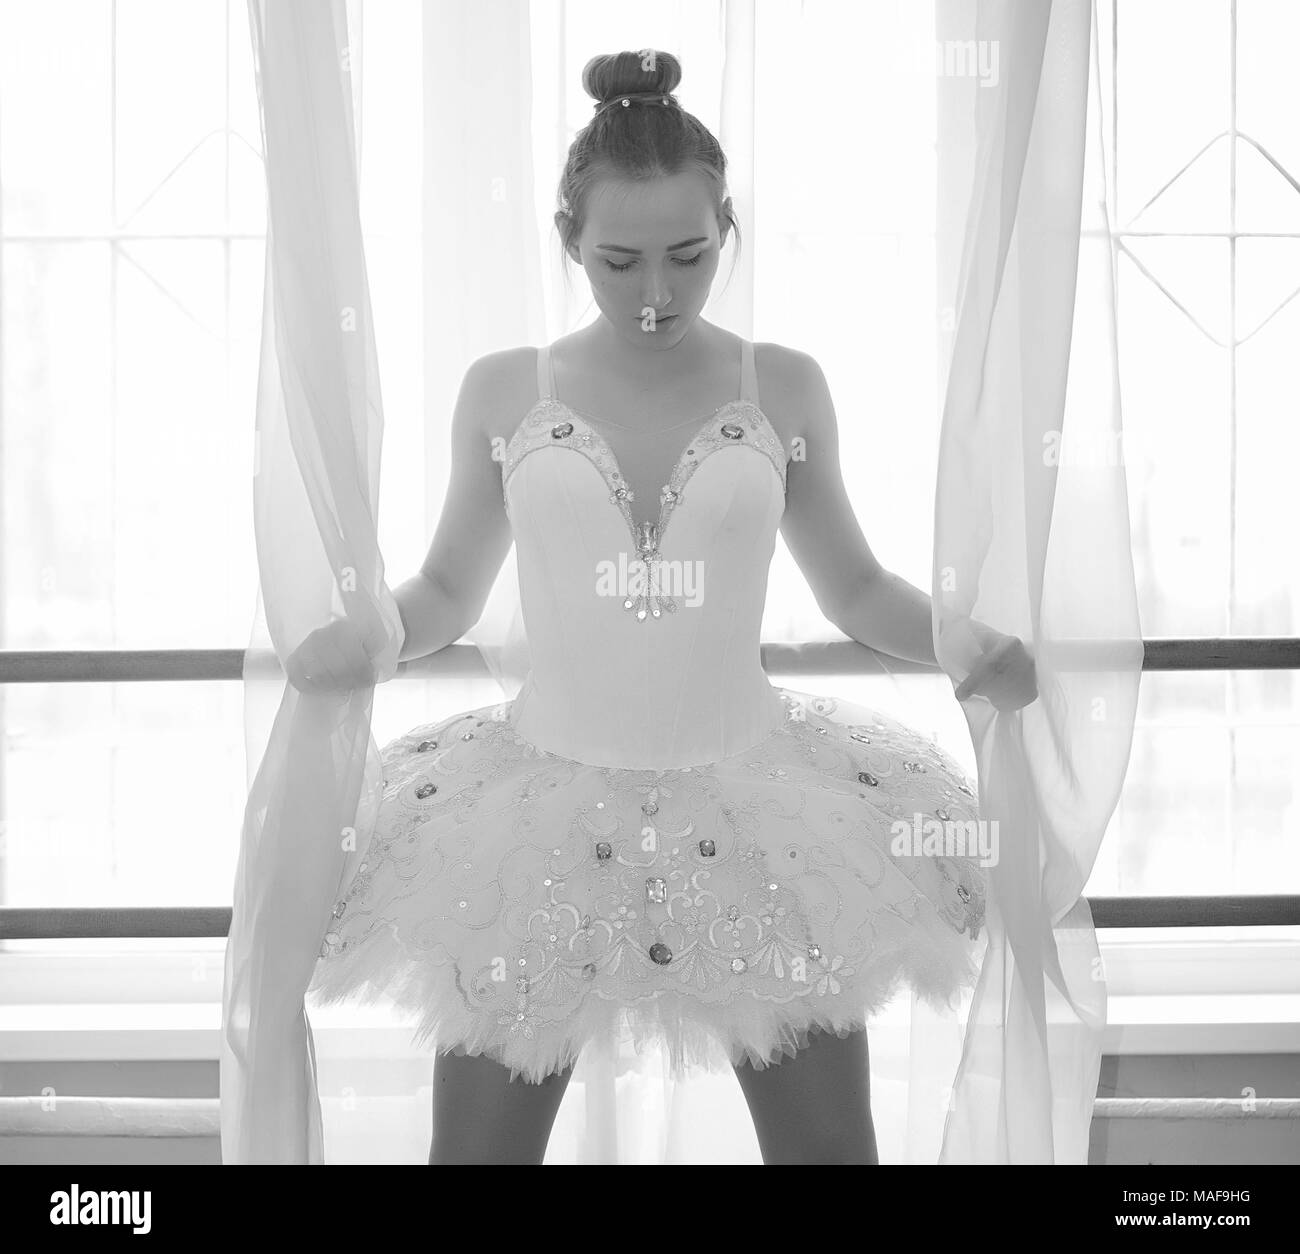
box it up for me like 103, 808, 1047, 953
1, 637, 1298, 683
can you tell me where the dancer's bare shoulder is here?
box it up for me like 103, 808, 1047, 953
752, 340, 835, 461
454, 346, 546, 455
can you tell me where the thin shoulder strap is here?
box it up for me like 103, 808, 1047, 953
536, 344, 556, 402
739, 337, 759, 406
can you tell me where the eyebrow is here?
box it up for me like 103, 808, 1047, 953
594, 237, 709, 255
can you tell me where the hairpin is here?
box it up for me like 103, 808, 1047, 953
595, 92, 676, 113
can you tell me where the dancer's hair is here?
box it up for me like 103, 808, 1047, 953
555, 50, 741, 279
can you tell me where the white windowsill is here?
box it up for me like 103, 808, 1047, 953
0, 1000, 422, 1062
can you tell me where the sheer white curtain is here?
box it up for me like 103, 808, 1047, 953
223, 0, 1137, 1164
930, 0, 1140, 1163
222, 0, 406, 1163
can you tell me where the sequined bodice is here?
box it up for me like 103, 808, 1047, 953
498, 341, 789, 770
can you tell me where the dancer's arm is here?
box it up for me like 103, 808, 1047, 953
775, 349, 1035, 709
773, 348, 934, 664
285, 354, 514, 691
396, 352, 516, 661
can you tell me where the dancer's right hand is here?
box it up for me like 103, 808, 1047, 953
285, 612, 389, 694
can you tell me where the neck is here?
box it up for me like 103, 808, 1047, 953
582, 315, 720, 388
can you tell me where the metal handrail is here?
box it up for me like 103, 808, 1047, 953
3, 896, 1299, 940
1, 1096, 1297, 1140
1, 637, 1298, 683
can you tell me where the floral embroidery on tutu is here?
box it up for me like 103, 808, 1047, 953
310, 687, 986, 1083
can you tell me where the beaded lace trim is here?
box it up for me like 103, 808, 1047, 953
501, 398, 788, 551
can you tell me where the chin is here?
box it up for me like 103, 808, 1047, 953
628, 316, 687, 339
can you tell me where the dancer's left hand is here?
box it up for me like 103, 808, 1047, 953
952, 620, 1038, 712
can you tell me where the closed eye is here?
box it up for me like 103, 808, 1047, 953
603, 254, 703, 272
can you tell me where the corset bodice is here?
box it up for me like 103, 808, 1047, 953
497, 340, 789, 769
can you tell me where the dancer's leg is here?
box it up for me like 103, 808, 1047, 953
428, 1047, 573, 1165
732, 1025, 878, 1164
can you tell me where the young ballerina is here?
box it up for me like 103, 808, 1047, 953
298, 50, 1035, 1165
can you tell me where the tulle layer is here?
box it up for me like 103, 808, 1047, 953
308, 686, 988, 1083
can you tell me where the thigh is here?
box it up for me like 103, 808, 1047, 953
732, 1025, 879, 1164
429, 1048, 573, 1165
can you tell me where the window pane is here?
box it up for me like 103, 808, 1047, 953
1116, 0, 1231, 231
1118, 244, 1231, 638
1087, 674, 1300, 896
115, 239, 256, 645
114, 0, 232, 236
1235, 244, 1300, 638
3, 242, 114, 645
1237, 0, 1300, 195
2, 681, 243, 908
0, 0, 113, 233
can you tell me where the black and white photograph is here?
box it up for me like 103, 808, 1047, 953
0, 0, 1295, 1219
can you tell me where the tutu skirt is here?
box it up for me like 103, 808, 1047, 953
308, 687, 988, 1083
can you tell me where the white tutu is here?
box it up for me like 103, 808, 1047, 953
309, 686, 986, 1083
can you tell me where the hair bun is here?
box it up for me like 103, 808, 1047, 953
582, 50, 682, 107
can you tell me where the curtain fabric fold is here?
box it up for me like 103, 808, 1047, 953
222, 0, 404, 1163
931, 0, 1141, 1162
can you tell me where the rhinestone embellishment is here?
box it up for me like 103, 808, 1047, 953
857, 771, 878, 787
957, 884, 971, 903
595, 841, 612, 861
698, 839, 716, 857
416, 739, 437, 752
624, 520, 678, 622
641, 801, 658, 816
649, 942, 673, 965
501, 400, 788, 628
501, 400, 787, 533
414, 782, 437, 799
730, 957, 747, 974
645, 877, 667, 903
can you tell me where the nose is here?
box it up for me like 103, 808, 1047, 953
640, 268, 672, 312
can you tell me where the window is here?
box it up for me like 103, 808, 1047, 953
0, 0, 429, 936
0, 1, 1294, 975
1087, 0, 1300, 903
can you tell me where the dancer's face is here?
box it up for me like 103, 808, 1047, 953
568, 172, 731, 348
